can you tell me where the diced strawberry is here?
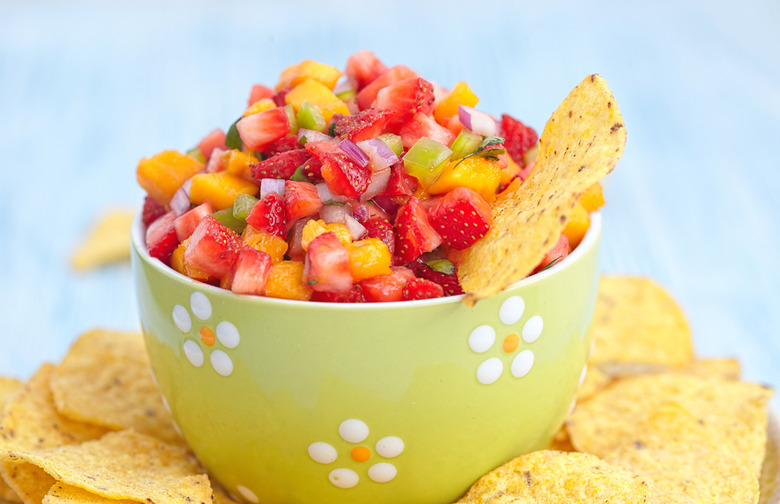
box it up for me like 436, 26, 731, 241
356, 65, 419, 110
407, 261, 464, 296
263, 135, 301, 156
401, 277, 444, 300
145, 211, 179, 265
248, 84, 274, 107
320, 152, 372, 198
334, 109, 396, 142
184, 216, 243, 279
246, 192, 286, 238
394, 197, 442, 263
272, 87, 291, 107
304, 232, 353, 293
381, 163, 417, 199
142, 195, 167, 227
287, 217, 313, 262
229, 246, 273, 296
197, 128, 227, 161
236, 107, 290, 151
360, 266, 415, 302
174, 202, 214, 242
359, 216, 395, 256
398, 113, 454, 149
311, 284, 365, 303
533, 233, 570, 273
345, 50, 389, 92
428, 187, 492, 250
284, 180, 323, 222
302, 157, 323, 180
250, 149, 311, 180
373, 78, 435, 126
206, 148, 227, 173
304, 139, 341, 160
501, 114, 538, 167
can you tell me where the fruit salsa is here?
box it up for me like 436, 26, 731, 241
137, 51, 604, 302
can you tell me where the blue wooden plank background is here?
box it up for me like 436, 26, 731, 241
1, 0, 778, 403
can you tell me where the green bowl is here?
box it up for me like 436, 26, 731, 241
131, 214, 602, 504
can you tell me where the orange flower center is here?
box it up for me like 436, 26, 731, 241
200, 326, 216, 346
503, 333, 519, 353
351, 446, 371, 462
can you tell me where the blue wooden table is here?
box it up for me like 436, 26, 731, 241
1, 0, 778, 403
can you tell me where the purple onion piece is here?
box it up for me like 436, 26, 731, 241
297, 128, 331, 144
345, 214, 367, 240
316, 182, 348, 204
359, 166, 392, 203
458, 105, 499, 137
260, 178, 286, 198
319, 204, 350, 224
338, 138, 370, 168
357, 138, 399, 171
170, 187, 191, 216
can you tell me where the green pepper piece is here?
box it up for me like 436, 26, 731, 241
232, 194, 258, 221
296, 101, 327, 132
212, 208, 246, 234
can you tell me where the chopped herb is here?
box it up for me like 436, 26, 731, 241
327, 121, 337, 137
307, 279, 319, 285
225, 116, 243, 150
478, 136, 505, 150
290, 166, 310, 182
536, 256, 563, 273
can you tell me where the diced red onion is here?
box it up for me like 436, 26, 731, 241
338, 139, 370, 168
345, 214, 367, 240
319, 204, 351, 224
297, 128, 331, 144
316, 182, 349, 204
359, 166, 391, 202
356, 138, 399, 171
458, 105, 499, 137
206, 148, 226, 173
169, 187, 191, 216
260, 178, 285, 198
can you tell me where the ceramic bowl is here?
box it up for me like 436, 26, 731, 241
130, 213, 602, 504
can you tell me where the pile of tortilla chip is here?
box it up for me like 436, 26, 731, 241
457, 276, 776, 504
0, 329, 237, 504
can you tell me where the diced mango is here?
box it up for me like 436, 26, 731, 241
562, 201, 590, 248
276, 60, 342, 91
579, 182, 605, 212
243, 98, 276, 118
225, 150, 259, 181
500, 155, 522, 186
264, 260, 312, 301
189, 172, 258, 211
347, 238, 392, 282
301, 220, 352, 251
428, 156, 502, 203
171, 239, 210, 282
434, 81, 479, 124
137, 150, 205, 205
242, 226, 288, 264
285, 80, 350, 122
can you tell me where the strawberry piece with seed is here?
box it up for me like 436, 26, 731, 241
501, 114, 538, 167
356, 65, 419, 110
229, 246, 273, 296
334, 109, 396, 142
360, 216, 395, 256
246, 192, 286, 238
142, 195, 167, 227
304, 232, 354, 293
345, 50, 389, 92
284, 180, 323, 222
184, 216, 243, 279
427, 187, 492, 250
263, 135, 301, 156
402, 277, 444, 300
145, 211, 179, 266
393, 197, 442, 264
250, 149, 311, 180
320, 152, 372, 199
373, 77, 435, 126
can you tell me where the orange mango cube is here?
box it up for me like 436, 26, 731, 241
347, 238, 392, 282
434, 81, 479, 123
579, 182, 605, 212
189, 172, 258, 211
264, 261, 313, 301
562, 201, 590, 248
301, 220, 352, 251
276, 60, 342, 91
428, 156, 502, 203
243, 98, 276, 118
137, 150, 204, 205
225, 150, 259, 181
285, 79, 350, 122
242, 226, 288, 264
171, 239, 210, 282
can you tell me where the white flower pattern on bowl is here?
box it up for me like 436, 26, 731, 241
173, 292, 240, 377
468, 295, 544, 385
308, 419, 404, 488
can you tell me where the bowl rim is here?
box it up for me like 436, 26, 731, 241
131, 210, 601, 309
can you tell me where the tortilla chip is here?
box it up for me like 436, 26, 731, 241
760, 412, 780, 504
0, 377, 24, 502
50, 329, 182, 445
566, 373, 772, 457
4, 430, 210, 504
43, 482, 137, 504
576, 365, 611, 403
589, 276, 693, 367
458, 74, 626, 303
456, 450, 651, 503
546, 427, 576, 452
0, 365, 108, 504
605, 402, 766, 503
70, 210, 135, 271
